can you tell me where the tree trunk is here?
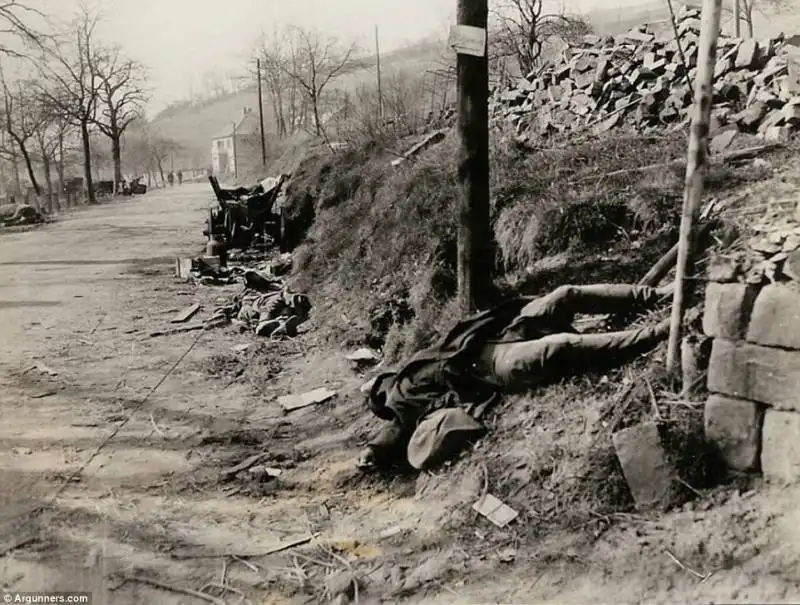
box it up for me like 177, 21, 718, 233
42, 153, 53, 213
746, 14, 753, 38
56, 132, 65, 206
17, 141, 41, 196
312, 95, 322, 137
111, 134, 122, 194
11, 158, 21, 199
81, 120, 96, 204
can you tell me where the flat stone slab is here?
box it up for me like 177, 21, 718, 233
761, 410, 800, 483
703, 282, 760, 340
708, 339, 800, 412
746, 284, 800, 350
704, 395, 764, 471
612, 422, 677, 511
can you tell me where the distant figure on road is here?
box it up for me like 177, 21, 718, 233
167, 172, 174, 187
177, 170, 183, 186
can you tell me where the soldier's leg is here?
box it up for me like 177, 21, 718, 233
484, 318, 670, 390
517, 284, 669, 325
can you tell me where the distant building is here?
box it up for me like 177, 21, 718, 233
210, 107, 261, 175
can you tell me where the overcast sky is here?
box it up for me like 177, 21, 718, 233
38, 0, 651, 113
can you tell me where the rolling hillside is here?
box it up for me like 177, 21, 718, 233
149, 36, 452, 170
152, 2, 800, 171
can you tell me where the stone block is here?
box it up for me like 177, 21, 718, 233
708, 339, 800, 411
704, 395, 764, 471
761, 410, 800, 483
710, 128, 738, 154
735, 39, 759, 69
782, 249, 800, 281
746, 284, 800, 349
702, 282, 759, 340
612, 422, 677, 511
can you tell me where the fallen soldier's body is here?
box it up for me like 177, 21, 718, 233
358, 283, 674, 472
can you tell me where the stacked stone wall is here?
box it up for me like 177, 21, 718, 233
703, 281, 800, 482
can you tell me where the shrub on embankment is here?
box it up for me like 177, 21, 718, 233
283, 128, 766, 361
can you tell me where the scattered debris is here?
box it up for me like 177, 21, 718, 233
175, 258, 194, 280
390, 129, 447, 166
148, 323, 205, 338
278, 387, 337, 412
346, 348, 381, 371
118, 575, 225, 604
0, 204, 44, 227
379, 526, 404, 540
248, 465, 282, 479
171, 303, 201, 323
0, 533, 39, 557
220, 453, 268, 480
169, 535, 315, 560
30, 390, 57, 399
230, 343, 252, 353
664, 548, 716, 582
472, 493, 519, 528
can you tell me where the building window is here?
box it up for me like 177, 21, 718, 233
217, 139, 223, 150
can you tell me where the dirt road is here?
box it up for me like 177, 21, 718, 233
1, 185, 799, 605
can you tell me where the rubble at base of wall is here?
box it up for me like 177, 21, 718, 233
491, 4, 800, 144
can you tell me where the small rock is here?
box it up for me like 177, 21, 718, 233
750, 237, 783, 255
710, 129, 738, 154
84, 546, 102, 569
326, 571, 357, 601
612, 422, 679, 511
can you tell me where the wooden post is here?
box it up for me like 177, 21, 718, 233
455, 0, 491, 315
232, 120, 238, 180
666, 0, 722, 375
733, 0, 741, 37
257, 58, 267, 167
375, 26, 384, 121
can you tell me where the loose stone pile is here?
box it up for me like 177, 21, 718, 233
491, 5, 800, 143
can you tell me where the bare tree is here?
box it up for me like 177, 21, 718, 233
492, 0, 593, 76
0, 129, 22, 196
280, 27, 359, 137
0, 0, 45, 58
38, 8, 101, 203
254, 29, 291, 138
0, 65, 44, 195
723, 0, 793, 38
91, 45, 148, 191
30, 94, 70, 211
148, 132, 180, 185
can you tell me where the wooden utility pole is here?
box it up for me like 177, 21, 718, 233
375, 26, 384, 121
256, 58, 267, 167
733, 0, 741, 37
666, 0, 722, 375
453, 0, 491, 315
232, 120, 238, 180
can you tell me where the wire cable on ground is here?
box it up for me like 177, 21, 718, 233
16, 327, 207, 525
